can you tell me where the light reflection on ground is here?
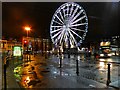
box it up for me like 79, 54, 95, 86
13, 54, 119, 88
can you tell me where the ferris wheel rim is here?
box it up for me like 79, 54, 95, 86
50, 2, 88, 48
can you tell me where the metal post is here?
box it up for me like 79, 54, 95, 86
106, 63, 111, 86
45, 41, 47, 59
27, 30, 28, 38
45, 40, 46, 53
59, 46, 60, 55
42, 39, 43, 56
76, 59, 79, 76
59, 56, 62, 68
4, 57, 7, 90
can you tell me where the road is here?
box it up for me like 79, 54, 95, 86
13, 53, 120, 89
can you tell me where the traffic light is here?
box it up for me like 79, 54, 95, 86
23, 40, 28, 47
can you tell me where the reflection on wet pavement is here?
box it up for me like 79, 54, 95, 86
13, 54, 119, 88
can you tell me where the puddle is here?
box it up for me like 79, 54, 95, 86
27, 79, 41, 87
89, 84, 96, 88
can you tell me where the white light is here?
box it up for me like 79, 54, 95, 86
71, 44, 74, 48
78, 55, 81, 61
112, 53, 115, 55
53, 71, 57, 74
99, 62, 105, 70
99, 59, 105, 61
65, 73, 68, 76
116, 53, 119, 55
99, 62, 104, 67
108, 54, 112, 56
100, 54, 104, 56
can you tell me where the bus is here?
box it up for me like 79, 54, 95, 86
99, 41, 112, 58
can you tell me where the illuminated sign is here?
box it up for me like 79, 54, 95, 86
100, 42, 110, 46
13, 46, 22, 56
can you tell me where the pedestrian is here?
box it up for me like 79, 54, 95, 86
115, 51, 116, 56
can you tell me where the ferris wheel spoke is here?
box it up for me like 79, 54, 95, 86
71, 15, 86, 25
71, 6, 78, 19
67, 4, 69, 15
59, 30, 64, 44
70, 39, 73, 47
66, 32, 69, 40
53, 20, 63, 25
70, 29, 82, 39
51, 26, 62, 28
55, 14, 64, 24
54, 39, 58, 45
64, 32, 67, 43
59, 11, 64, 22
68, 29, 78, 46
70, 27, 85, 32
51, 27, 62, 34
71, 38, 75, 46
71, 23, 88, 27
68, 36, 73, 47
71, 10, 83, 23
52, 30, 61, 39
54, 31, 62, 44
65, 35, 67, 43
70, 4, 74, 16
63, 9, 66, 19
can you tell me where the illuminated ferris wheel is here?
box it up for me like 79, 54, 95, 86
50, 2, 88, 49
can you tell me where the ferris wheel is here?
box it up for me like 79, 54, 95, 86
50, 2, 88, 49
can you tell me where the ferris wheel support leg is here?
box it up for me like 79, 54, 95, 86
68, 35, 70, 58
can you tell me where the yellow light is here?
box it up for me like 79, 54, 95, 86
100, 42, 103, 46
25, 27, 31, 31
24, 26, 31, 37
25, 76, 30, 83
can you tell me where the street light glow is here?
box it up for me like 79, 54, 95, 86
25, 26, 31, 31
24, 26, 31, 37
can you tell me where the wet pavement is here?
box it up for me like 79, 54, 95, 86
11, 53, 120, 89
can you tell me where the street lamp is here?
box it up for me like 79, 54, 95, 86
24, 26, 31, 38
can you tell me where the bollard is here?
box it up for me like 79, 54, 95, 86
106, 63, 111, 86
68, 49, 70, 58
68, 52, 70, 58
59, 56, 62, 68
76, 59, 79, 76
4, 64, 6, 90
4, 57, 7, 90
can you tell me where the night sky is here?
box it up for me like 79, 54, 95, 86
2, 2, 119, 42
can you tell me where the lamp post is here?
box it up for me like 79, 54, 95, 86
24, 26, 31, 38
24, 26, 31, 56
